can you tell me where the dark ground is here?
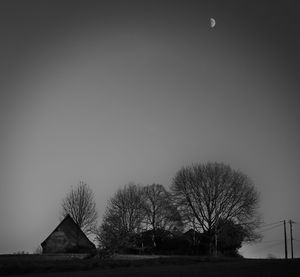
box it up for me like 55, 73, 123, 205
1, 255, 300, 276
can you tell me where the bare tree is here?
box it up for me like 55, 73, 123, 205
98, 183, 145, 251
143, 184, 182, 230
142, 183, 183, 248
61, 181, 98, 236
171, 162, 260, 255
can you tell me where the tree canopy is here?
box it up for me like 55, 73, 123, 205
61, 181, 98, 236
98, 183, 145, 251
171, 162, 260, 254
97, 162, 260, 256
142, 184, 182, 232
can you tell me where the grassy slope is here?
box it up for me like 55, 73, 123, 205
1, 255, 300, 277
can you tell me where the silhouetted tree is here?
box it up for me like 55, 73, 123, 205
142, 184, 183, 248
98, 183, 145, 252
61, 181, 98, 236
216, 219, 247, 256
171, 162, 260, 255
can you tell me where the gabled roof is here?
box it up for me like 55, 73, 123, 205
41, 214, 95, 248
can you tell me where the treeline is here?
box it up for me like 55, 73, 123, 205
97, 183, 248, 256
61, 162, 261, 257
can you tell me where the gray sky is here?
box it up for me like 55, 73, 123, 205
0, 0, 299, 258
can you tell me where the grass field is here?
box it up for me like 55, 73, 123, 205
1, 254, 299, 276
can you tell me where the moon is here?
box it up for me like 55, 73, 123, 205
210, 18, 216, 28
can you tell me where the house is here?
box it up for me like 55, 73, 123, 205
41, 214, 96, 253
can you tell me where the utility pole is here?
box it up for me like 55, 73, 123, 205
284, 220, 288, 259
289, 220, 294, 259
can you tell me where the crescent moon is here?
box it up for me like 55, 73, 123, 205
210, 18, 216, 28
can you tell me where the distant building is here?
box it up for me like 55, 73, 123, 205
41, 214, 96, 253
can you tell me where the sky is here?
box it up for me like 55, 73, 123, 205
0, 0, 299, 258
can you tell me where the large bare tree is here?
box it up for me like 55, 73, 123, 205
61, 181, 98, 236
98, 183, 145, 251
171, 162, 260, 254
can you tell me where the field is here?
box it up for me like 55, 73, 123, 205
0, 254, 300, 276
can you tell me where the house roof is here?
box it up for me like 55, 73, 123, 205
41, 214, 95, 248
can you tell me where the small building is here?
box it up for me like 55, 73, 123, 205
41, 214, 96, 253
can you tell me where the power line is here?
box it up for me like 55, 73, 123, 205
249, 219, 299, 259
258, 221, 283, 228
260, 224, 282, 232
258, 223, 282, 233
